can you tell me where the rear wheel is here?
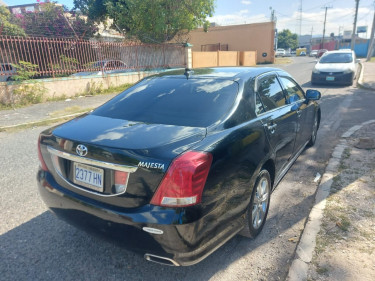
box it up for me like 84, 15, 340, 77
240, 170, 271, 238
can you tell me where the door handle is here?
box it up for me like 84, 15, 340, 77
264, 123, 277, 134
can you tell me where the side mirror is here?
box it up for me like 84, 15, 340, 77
355, 59, 361, 63
306, 89, 321, 100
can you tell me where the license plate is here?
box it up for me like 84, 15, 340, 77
326, 76, 335, 81
73, 162, 104, 192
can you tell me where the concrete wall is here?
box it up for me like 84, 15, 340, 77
188, 22, 275, 63
193, 52, 218, 68
240, 51, 257, 66
192, 51, 257, 68
0, 71, 161, 105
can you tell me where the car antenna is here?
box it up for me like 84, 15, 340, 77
184, 68, 194, 79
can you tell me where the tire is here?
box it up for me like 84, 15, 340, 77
307, 112, 319, 147
240, 170, 271, 238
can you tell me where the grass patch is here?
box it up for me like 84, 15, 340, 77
1, 83, 132, 111
316, 265, 329, 275
336, 215, 351, 231
48, 106, 91, 118
0, 115, 79, 133
274, 57, 293, 64
315, 235, 329, 254
370, 57, 375, 62
342, 148, 351, 160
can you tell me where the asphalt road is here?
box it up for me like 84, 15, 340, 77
1, 57, 375, 281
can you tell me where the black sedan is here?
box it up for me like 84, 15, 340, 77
37, 67, 321, 266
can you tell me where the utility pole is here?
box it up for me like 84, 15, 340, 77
366, 1, 375, 61
321, 6, 332, 49
299, 0, 303, 37
338, 26, 344, 48
351, 0, 360, 50
270, 7, 276, 22
270, 7, 277, 50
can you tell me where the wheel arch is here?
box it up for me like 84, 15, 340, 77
261, 159, 275, 189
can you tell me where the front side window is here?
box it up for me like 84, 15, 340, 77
256, 75, 285, 112
279, 77, 305, 104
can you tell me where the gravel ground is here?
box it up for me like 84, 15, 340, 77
307, 122, 375, 281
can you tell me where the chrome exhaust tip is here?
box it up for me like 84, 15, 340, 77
144, 254, 180, 266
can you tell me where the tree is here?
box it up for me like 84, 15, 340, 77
0, 6, 26, 36
74, 0, 215, 43
13, 2, 98, 39
277, 29, 298, 50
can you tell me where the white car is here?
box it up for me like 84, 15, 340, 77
309, 50, 318, 57
0, 63, 16, 82
71, 60, 128, 77
311, 50, 359, 86
275, 48, 286, 57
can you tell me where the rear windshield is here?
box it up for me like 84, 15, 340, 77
320, 53, 353, 63
92, 77, 239, 127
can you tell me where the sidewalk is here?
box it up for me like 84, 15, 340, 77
287, 120, 375, 281
0, 93, 117, 130
287, 60, 375, 281
358, 61, 375, 91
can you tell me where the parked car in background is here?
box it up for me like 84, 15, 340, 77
38, 67, 321, 266
299, 51, 306, 56
317, 49, 328, 58
311, 49, 359, 86
71, 60, 128, 77
309, 50, 318, 57
0, 63, 16, 82
275, 48, 286, 57
283, 51, 292, 57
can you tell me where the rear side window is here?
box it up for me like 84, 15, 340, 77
93, 77, 238, 127
256, 75, 285, 112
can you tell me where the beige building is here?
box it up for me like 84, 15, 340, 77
188, 22, 275, 63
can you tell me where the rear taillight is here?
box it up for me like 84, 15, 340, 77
150, 151, 213, 207
114, 171, 129, 193
37, 135, 48, 171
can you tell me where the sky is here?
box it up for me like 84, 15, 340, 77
5, 0, 375, 38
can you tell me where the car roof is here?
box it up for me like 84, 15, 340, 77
325, 49, 353, 54
154, 67, 284, 81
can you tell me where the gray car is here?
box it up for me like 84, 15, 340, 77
71, 60, 128, 77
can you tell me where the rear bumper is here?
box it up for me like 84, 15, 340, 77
311, 72, 354, 85
37, 169, 242, 266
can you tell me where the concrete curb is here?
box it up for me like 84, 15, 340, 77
0, 111, 87, 131
357, 62, 365, 87
286, 119, 375, 281
357, 62, 375, 91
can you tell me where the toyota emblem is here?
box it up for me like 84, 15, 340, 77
76, 144, 88, 157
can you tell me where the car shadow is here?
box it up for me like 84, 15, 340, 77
301, 81, 352, 89
0, 190, 316, 281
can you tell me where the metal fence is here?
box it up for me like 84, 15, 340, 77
0, 36, 186, 79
